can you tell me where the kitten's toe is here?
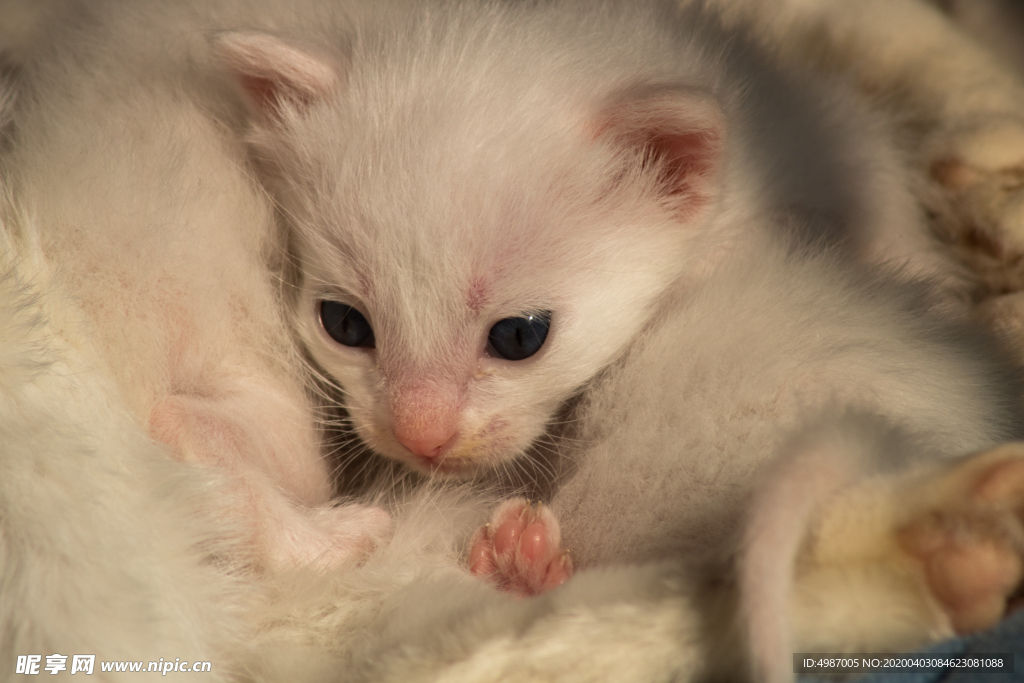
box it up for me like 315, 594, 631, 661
898, 445, 1024, 635
469, 498, 572, 596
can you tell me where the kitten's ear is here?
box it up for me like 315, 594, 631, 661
599, 88, 724, 219
214, 32, 342, 120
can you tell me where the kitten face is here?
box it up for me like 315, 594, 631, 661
218, 9, 725, 476
292, 152, 701, 476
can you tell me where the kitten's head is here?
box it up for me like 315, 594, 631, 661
215, 5, 727, 477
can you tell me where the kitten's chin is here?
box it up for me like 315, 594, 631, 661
411, 455, 478, 478
387, 448, 503, 479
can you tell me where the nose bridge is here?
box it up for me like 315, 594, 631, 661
390, 378, 458, 424
384, 343, 469, 420
376, 301, 477, 458
376, 275, 474, 376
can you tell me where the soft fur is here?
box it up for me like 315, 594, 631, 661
239, 0, 946, 479
5, 1, 1024, 682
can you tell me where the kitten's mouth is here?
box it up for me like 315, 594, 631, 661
413, 454, 475, 477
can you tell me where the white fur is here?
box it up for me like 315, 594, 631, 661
240, 0, 946, 479
942, 0, 1024, 80
0, 198, 728, 679
4, 1, 1024, 682
0, 208, 246, 678
0, 0, 400, 570
0, 203, 788, 682
232, 0, 1024, 667
549, 233, 1024, 661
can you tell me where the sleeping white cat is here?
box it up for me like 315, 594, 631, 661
0, 0, 398, 571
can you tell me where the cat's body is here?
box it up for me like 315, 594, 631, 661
239, 0, 943, 483
0, 0, 399, 571
221, 0, 1024, 662
6, 198, 1023, 682
5, 0, 1024, 681
551, 231, 1023, 567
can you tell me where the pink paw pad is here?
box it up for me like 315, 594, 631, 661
469, 498, 572, 596
899, 451, 1024, 635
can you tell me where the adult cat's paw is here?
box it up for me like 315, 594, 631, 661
468, 498, 572, 596
896, 444, 1024, 634
930, 118, 1024, 300
794, 442, 1024, 652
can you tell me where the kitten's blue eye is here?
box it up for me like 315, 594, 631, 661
320, 300, 375, 348
487, 312, 551, 361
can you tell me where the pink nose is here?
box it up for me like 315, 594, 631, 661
394, 427, 458, 459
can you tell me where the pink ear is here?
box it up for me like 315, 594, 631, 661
599, 88, 724, 218
214, 32, 341, 119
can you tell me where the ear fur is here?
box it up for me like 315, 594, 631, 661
214, 32, 341, 120
599, 87, 724, 218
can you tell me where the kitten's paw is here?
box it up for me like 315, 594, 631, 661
468, 498, 572, 596
270, 503, 394, 572
897, 445, 1024, 634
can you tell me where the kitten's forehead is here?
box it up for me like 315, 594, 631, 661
293, 2, 704, 359
299, 0, 677, 252
304, 81, 625, 303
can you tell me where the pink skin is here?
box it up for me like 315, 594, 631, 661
390, 382, 462, 460
466, 275, 491, 314
469, 498, 573, 596
899, 454, 1024, 634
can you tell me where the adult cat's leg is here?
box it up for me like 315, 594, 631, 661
782, 441, 1024, 653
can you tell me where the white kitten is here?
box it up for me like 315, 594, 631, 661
5, 1, 1024, 681
217, 0, 941, 481
0, 204, 244, 677
213, 0, 1024, 655
2, 0, 393, 571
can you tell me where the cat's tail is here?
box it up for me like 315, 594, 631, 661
738, 413, 918, 683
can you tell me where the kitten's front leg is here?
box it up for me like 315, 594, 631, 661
149, 390, 392, 572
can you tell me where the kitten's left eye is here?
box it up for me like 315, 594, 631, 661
320, 300, 375, 348
487, 312, 551, 361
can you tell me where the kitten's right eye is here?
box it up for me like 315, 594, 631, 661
487, 312, 551, 361
320, 301, 375, 348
